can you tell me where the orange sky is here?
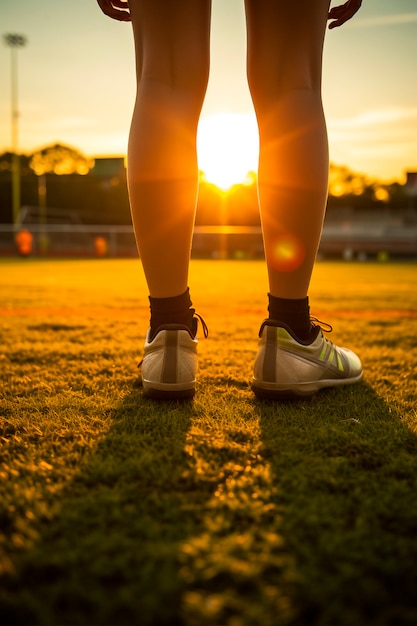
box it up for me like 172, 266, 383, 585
1, 0, 416, 183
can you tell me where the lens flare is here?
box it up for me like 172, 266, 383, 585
270, 234, 305, 272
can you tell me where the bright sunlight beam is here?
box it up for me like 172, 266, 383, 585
197, 113, 259, 190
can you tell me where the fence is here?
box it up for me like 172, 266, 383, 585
1, 221, 416, 259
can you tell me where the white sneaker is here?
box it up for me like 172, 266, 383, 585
252, 320, 363, 399
141, 318, 208, 399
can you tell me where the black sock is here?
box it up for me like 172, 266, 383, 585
149, 288, 195, 340
268, 294, 313, 341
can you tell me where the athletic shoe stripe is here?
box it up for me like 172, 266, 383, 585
263, 326, 277, 383
320, 342, 335, 366
162, 331, 178, 384
338, 349, 350, 375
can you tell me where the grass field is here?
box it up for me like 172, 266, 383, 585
1, 258, 417, 626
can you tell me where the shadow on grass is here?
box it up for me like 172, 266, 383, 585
256, 381, 417, 626
2, 380, 417, 626
0, 388, 204, 626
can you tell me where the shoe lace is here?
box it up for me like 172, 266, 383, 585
193, 312, 209, 338
310, 316, 333, 333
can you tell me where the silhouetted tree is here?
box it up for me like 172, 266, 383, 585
0, 152, 35, 223
0, 152, 32, 176
28, 143, 93, 237
29, 143, 92, 176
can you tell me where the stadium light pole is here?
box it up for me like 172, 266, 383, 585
3, 33, 27, 230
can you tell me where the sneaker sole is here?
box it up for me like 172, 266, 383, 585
142, 382, 195, 400
252, 372, 363, 399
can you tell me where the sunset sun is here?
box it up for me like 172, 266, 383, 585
197, 113, 259, 190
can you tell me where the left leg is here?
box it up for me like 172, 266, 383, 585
127, 0, 211, 299
127, 1, 211, 399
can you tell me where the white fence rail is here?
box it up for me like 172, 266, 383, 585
0, 222, 416, 259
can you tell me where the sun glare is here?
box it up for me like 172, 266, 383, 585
197, 113, 259, 190
270, 234, 305, 273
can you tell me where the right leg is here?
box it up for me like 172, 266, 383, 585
245, 0, 330, 303
245, 0, 363, 397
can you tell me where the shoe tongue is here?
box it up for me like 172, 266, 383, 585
275, 321, 321, 345
302, 325, 321, 345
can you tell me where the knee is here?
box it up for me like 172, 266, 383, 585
178, 58, 210, 108
247, 55, 322, 118
140, 52, 210, 113
249, 74, 321, 116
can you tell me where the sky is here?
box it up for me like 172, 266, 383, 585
1, 0, 416, 184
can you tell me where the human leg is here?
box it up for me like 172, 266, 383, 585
127, 1, 211, 398
245, 0, 362, 395
128, 0, 211, 299
245, 0, 330, 302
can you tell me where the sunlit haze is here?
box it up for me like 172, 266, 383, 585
197, 113, 259, 189
1, 0, 416, 185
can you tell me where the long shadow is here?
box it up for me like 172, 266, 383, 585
256, 382, 417, 626
0, 388, 204, 626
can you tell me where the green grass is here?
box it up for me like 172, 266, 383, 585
1, 258, 417, 626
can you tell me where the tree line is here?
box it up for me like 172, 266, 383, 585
0, 143, 411, 227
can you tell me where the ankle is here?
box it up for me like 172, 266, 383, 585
267, 293, 312, 341
149, 288, 195, 340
